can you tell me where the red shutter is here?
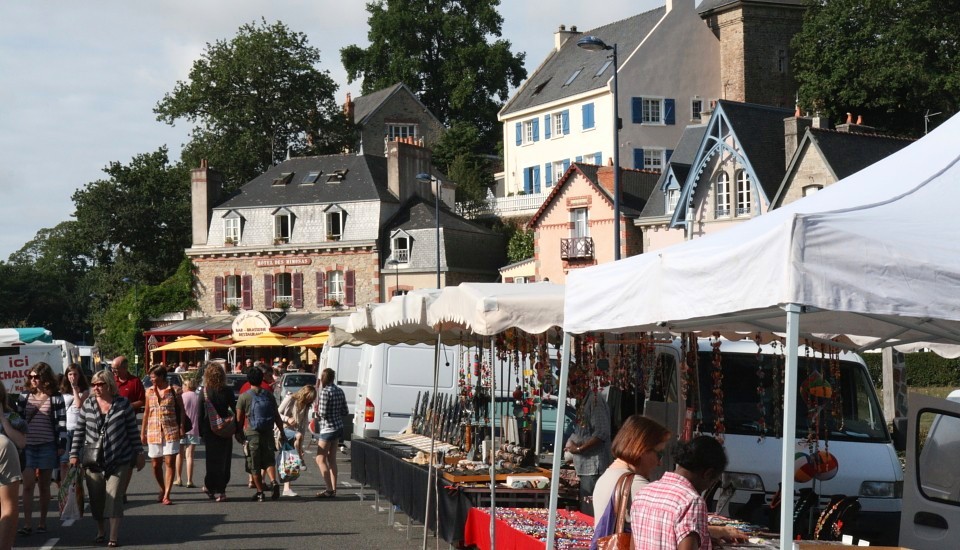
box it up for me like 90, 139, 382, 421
242, 275, 253, 309
316, 271, 326, 307
345, 269, 356, 306
264, 274, 274, 308
214, 276, 224, 311
292, 272, 303, 308
504, 277, 514, 283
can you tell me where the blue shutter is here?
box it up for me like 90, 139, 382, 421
582, 103, 595, 130
532, 118, 539, 142
544, 114, 552, 139
515, 122, 522, 145
634, 148, 645, 170
594, 152, 602, 165
562, 110, 570, 135
664, 98, 676, 125
533, 166, 541, 194
666, 149, 674, 163
632, 97, 643, 123
545, 163, 552, 186
575, 156, 583, 163
523, 168, 531, 194
562, 159, 570, 173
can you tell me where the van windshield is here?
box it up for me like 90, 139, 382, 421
696, 351, 889, 443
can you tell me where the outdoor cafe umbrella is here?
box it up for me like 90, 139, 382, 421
230, 330, 297, 348
153, 335, 229, 352
289, 331, 329, 348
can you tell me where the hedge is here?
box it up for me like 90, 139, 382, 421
862, 352, 960, 388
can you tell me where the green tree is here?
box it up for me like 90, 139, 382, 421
156, 19, 354, 188
341, 0, 526, 147
506, 226, 534, 264
793, 0, 960, 135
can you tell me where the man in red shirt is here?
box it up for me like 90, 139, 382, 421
113, 356, 145, 411
238, 364, 274, 394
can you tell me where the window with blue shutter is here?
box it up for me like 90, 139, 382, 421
544, 114, 552, 139
562, 159, 570, 172
664, 98, 676, 125
634, 148, 645, 170
545, 163, 552, 186
594, 152, 602, 165
575, 156, 583, 163
523, 168, 531, 194
533, 166, 541, 193
666, 149, 674, 163
532, 118, 540, 142
632, 98, 643, 123
582, 103, 595, 130
562, 110, 570, 135
515, 122, 522, 146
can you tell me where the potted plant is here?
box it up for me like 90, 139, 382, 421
327, 298, 342, 308
224, 237, 236, 246
326, 233, 340, 241
226, 304, 240, 315
274, 237, 287, 245
273, 300, 291, 311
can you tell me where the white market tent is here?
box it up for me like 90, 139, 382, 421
563, 111, 960, 548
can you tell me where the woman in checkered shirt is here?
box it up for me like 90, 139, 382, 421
314, 368, 347, 498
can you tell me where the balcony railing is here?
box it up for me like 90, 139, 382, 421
561, 237, 594, 260
225, 297, 243, 307
394, 249, 409, 263
456, 192, 550, 218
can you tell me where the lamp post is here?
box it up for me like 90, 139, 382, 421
121, 277, 140, 372
416, 173, 442, 288
386, 257, 401, 298
578, 35, 622, 260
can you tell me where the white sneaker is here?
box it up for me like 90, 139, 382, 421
282, 488, 298, 497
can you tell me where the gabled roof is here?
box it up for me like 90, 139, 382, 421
698, 0, 804, 16
384, 195, 499, 235
772, 127, 915, 207
352, 83, 441, 127
528, 163, 660, 228
215, 155, 396, 210
500, 7, 666, 117
640, 124, 708, 219
717, 100, 794, 200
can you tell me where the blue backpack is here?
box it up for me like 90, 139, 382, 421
248, 389, 275, 431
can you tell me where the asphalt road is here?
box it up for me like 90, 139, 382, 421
13, 445, 435, 550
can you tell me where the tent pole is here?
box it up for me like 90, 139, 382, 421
489, 336, 497, 549
546, 332, 572, 550
779, 304, 801, 549
422, 333, 443, 550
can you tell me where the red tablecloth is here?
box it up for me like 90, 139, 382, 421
463, 507, 594, 550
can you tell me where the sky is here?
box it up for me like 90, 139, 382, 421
0, 0, 661, 260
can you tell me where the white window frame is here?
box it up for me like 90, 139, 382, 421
392, 235, 410, 263
327, 270, 345, 304
523, 119, 535, 144
224, 217, 240, 244
513, 276, 528, 284
325, 206, 344, 241
642, 97, 664, 124
387, 123, 418, 140
225, 275, 242, 308
736, 170, 752, 216
715, 172, 731, 218
571, 208, 589, 238
691, 98, 703, 121
274, 273, 292, 305
666, 187, 680, 215
643, 149, 664, 172
553, 111, 564, 138
553, 160, 567, 182
274, 209, 292, 243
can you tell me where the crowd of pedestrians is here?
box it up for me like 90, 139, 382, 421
0, 355, 349, 549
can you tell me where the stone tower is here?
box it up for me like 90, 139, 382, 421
699, 0, 805, 108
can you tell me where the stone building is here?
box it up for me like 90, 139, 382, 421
345, 83, 446, 157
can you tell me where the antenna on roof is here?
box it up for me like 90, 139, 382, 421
924, 109, 942, 135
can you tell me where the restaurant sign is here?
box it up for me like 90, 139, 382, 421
232, 310, 271, 340
255, 258, 312, 267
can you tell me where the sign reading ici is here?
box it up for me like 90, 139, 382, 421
232, 310, 271, 340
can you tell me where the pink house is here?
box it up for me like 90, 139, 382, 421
528, 163, 659, 284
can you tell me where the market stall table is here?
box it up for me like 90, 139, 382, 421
463, 507, 593, 550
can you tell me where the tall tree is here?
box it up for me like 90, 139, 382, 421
793, 0, 960, 135
156, 19, 354, 188
341, 0, 526, 147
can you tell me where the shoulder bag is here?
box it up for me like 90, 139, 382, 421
81, 406, 106, 472
203, 389, 236, 438
595, 472, 635, 550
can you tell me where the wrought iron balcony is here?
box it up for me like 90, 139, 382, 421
561, 237, 594, 260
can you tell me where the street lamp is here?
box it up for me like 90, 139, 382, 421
385, 257, 401, 298
121, 277, 140, 371
578, 35, 622, 260
415, 172, 442, 288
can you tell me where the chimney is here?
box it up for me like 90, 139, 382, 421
344, 92, 354, 123
836, 114, 880, 134
596, 165, 616, 196
386, 139, 433, 203
555, 24, 581, 50
190, 159, 224, 246
784, 115, 813, 169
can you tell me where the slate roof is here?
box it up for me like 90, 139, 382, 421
388, 196, 497, 235
806, 128, 914, 181
500, 7, 665, 117
697, 0, 804, 15
214, 154, 397, 210
640, 124, 708, 219
718, 100, 794, 200
352, 83, 404, 125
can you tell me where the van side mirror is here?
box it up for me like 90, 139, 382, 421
891, 417, 907, 452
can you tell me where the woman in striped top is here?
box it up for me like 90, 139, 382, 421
70, 369, 145, 547
16, 362, 66, 537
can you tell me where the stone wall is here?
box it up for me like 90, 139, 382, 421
359, 91, 445, 157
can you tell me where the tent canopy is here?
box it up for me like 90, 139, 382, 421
565, 112, 960, 354
0, 328, 53, 345
427, 282, 565, 336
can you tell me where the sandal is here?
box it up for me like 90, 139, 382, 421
201, 486, 215, 500
315, 489, 336, 498
161, 497, 173, 505
94, 534, 106, 543
108, 541, 120, 547
185, 482, 196, 488
16, 526, 32, 536
173, 480, 183, 487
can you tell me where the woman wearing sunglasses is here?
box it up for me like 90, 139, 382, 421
70, 370, 145, 547
15, 362, 67, 537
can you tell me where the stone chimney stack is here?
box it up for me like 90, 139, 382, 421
554, 24, 581, 50
190, 159, 224, 246
836, 114, 879, 134
344, 92, 354, 123
783, 115, 813, 169
386, 138, 434, 203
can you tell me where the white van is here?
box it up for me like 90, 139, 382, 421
642, 338, 901, 545
321, 343, 364, 438
352, 342, 459, 438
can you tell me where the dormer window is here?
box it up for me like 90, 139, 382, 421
391, 231, 411, 263
301, 171, 321, 184
271, 172, 293, 186
222, 211, 243, 245
665, 179, 680, 215
272, 207, 294, 244
324, 205, 344, 241
387, 123, 418, 140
